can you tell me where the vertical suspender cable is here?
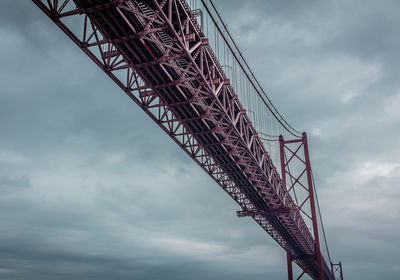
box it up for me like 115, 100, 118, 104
206, 0, 302, 138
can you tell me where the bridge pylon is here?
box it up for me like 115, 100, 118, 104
331, 262, 344, 280
279, 133, 326, 280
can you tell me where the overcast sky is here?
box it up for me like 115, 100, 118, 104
1, 1, 399, 279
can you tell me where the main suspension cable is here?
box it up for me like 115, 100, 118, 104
205, 0, 302, 138
312, 169, 332, 265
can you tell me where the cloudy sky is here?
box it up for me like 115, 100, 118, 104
1, 0, 400, 279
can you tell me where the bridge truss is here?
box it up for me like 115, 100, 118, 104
32, 0, 343, 279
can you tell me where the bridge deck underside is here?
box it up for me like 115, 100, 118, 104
34, 0, 334, 279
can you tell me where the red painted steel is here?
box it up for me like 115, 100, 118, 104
31, 0, 341, 279
331, 262, 344, 280
287, 252, 294, 280
303, 133, 324, 280
279, 134, 334, 279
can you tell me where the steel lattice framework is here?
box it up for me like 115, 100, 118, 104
32, 0, 343, 279
331, 262, 344, 280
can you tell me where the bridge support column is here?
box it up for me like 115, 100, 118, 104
287, 252, 293, 280
279, 133, 325, 280
303, 133, 324, 280
331, 262, 344, 280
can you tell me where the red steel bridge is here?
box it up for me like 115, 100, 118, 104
32, 0, 344, 279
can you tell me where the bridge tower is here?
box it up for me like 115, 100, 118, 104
280, 133, 325, 280
331, 262, 344, 280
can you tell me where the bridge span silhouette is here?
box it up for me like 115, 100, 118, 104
32, 1, 344, 279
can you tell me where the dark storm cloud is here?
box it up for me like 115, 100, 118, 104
1, 1, 400, 280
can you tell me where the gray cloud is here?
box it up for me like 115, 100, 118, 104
1, 0, 400, 279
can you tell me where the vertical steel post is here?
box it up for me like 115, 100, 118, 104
287, 252, 293, 280
302, 132, 324, 280
279, 135, 293, 280
279, 135, 286, 187
339, 262, 344, 280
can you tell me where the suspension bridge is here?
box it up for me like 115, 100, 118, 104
32, 0, 344, 279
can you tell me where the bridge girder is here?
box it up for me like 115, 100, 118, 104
32, 0, 337, 279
